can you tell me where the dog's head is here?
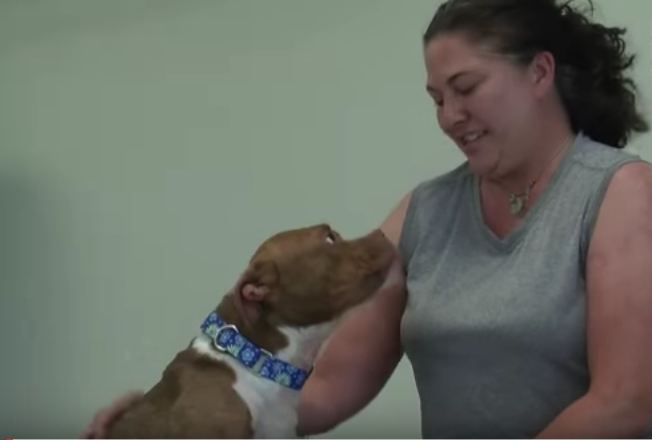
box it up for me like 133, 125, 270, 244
233, 224, 395, 327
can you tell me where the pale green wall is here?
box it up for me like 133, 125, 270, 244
0, 1, 650, 438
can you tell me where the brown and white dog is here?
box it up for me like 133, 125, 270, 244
106, 224, 395, 438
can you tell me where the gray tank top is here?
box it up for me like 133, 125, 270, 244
399, 134, 643, 438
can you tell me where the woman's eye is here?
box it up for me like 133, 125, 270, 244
456, 84, 477, 96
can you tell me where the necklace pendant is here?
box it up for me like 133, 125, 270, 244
509, 193, 527, 217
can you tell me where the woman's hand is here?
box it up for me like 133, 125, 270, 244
80, 390, 144, 439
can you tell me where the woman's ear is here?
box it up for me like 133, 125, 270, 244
530, 51, 556, 97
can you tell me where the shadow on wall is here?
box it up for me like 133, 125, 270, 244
0, 173, 82, 437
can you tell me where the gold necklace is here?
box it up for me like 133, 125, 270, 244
501, 138, 572, 218
508, 183, 535, 217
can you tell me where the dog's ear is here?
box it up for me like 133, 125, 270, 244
240, 259, 278, 301
231, 260, 279, 327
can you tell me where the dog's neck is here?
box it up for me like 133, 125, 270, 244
274, 321, 336, 371
215, 292, 336, 371
193, 299, 338, 439
215, 292, 288, 355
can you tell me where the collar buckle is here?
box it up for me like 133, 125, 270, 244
212, 324, 238, 352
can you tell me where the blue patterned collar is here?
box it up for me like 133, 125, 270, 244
200, 311, 311, 391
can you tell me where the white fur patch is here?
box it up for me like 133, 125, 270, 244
275, 321, 337, 371
192, 335, 295, 437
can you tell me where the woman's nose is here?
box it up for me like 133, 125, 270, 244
438, 97, 468, 131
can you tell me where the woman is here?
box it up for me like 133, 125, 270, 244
84, 0, 652, 437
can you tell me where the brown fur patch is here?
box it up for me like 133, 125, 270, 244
107, 349, 253, 438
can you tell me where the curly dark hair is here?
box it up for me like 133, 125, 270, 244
423, 0, 648, 148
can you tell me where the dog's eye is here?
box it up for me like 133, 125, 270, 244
325, 231, 337, 244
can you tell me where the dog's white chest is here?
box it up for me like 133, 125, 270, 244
192, 336, 300, 438
231, 363, 300, 438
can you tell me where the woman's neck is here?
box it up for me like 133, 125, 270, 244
487, 123, 576, 195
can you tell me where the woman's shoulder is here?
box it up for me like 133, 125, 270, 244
412, 161, 472, 200
382, 163, 470, 243
572, 134, 642, 171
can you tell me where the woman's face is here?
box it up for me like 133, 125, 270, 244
424, 33, 545, 178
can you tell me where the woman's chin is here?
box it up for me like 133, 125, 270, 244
466, 158, 496, 177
